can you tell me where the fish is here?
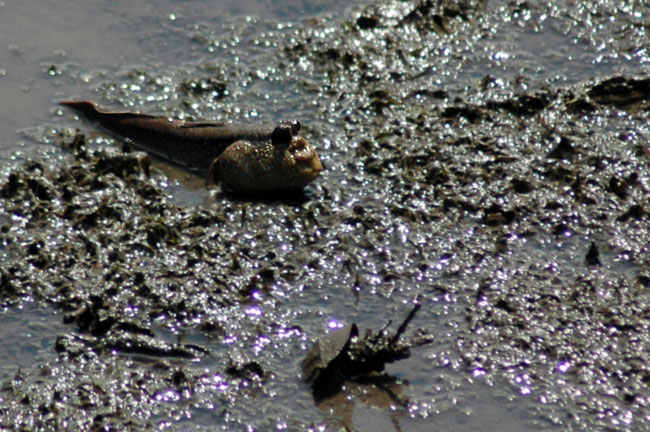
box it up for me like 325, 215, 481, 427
59, 100, 322, 193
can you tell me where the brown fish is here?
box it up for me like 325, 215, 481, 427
60, 100, 322, 193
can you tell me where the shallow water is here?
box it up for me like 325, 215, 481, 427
0, 0, 354, 151
1, 0, 650, 430
0, 303, 64, 383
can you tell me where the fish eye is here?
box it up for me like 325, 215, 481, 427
272, 123, 293, 145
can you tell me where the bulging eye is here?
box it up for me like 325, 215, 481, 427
272, 123, 293, 145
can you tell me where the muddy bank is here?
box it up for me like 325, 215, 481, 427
1, 0, 650, 430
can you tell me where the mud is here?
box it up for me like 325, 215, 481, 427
1, 0, 650, 430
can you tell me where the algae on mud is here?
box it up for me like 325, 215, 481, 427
1, 0, 650, 430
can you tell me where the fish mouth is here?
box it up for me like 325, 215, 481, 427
289, 136, 323, 178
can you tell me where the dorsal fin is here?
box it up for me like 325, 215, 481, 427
60, 100, 100, 117
60, 100, 163, 122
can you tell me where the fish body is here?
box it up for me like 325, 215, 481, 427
60, 100, 322, 193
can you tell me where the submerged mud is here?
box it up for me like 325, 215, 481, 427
1, 0, 650, 430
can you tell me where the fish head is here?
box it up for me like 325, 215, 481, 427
207, 125, 322, 194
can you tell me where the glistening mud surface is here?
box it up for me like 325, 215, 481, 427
1, 0, 650, 431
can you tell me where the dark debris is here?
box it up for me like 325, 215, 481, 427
302, 304, 432, 399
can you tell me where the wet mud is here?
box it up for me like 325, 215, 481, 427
1, 0, 650, 430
